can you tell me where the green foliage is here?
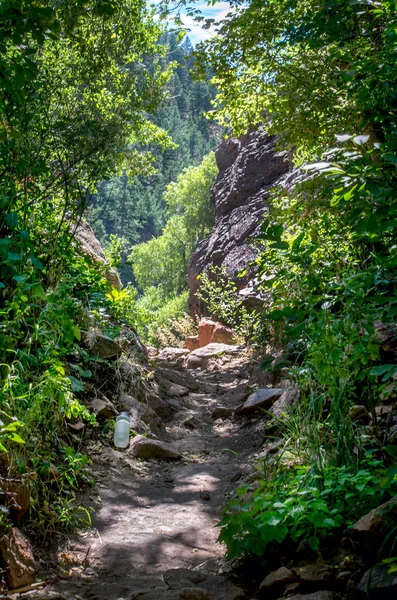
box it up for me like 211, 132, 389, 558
196, 266, 258, 341
87, 32, 220, 281
129, 152, 217, 297
0, 0, 172, 537
136, 289, 195, 347
219, 457, 397, 559
194, 0, 397, 158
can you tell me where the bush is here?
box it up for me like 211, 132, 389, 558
219, 456, 397, 559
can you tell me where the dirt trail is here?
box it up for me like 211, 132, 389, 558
35, 353, 265, 600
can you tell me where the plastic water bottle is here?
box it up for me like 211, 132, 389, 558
113, 412, 130, 449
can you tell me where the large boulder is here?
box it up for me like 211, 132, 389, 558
188, 129, 291, 315
186, 343, 243, 368
198, 318, 237, 347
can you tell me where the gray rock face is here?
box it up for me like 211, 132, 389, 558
129, 436, 182, 460
188, 128, 290, 314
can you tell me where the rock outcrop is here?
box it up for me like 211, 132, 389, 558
74, 220, 121, 290
188, 128, 291, 314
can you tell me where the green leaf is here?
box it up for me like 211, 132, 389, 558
384, 445, 397, 458
370, 364, 396, 376
31, 284, 46, 300
308, 535, 320, 551
69, 376, 84, 392
12, 274, 27, 284
6, 213, 19, 227
8, 433, 25, 444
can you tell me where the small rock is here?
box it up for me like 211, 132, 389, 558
259, 566, 294, 597
0, 527, 36, 589
200, 491, 211, 501
129, 436, 182, 460
357, 564, 397, 598
83, 332, 122, 359
163, 568, 245, 600
166, 383, 190, 397
91, 397, 118, 418
236, 388, 283, 414
67, 421, 85, 433
180, 588, 211, 600
211, 407, 234, 419
157, 348, 190, 365
282, 593, 336, 600
351, 494, 397, 545
294, 563, 333, 584
349, 405, 371, 424
183, 416, 199, 429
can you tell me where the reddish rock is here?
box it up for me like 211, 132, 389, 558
198, 318, 217, 347
184, 336, 200, 351
0, 527, 35, 589
197, 318, 236, 347
0, 480, 30, 526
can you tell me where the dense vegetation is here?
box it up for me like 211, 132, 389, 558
0, 0, 173, 537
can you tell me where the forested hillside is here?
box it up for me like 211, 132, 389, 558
87, 32, 220, 283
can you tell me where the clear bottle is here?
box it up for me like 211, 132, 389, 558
113, 412, 130, 449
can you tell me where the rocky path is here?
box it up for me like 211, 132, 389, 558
31, 351, 266, 600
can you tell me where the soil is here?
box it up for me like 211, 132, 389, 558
17, 352, 268, 600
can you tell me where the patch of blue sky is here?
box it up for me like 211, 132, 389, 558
148, 1, 233, 45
